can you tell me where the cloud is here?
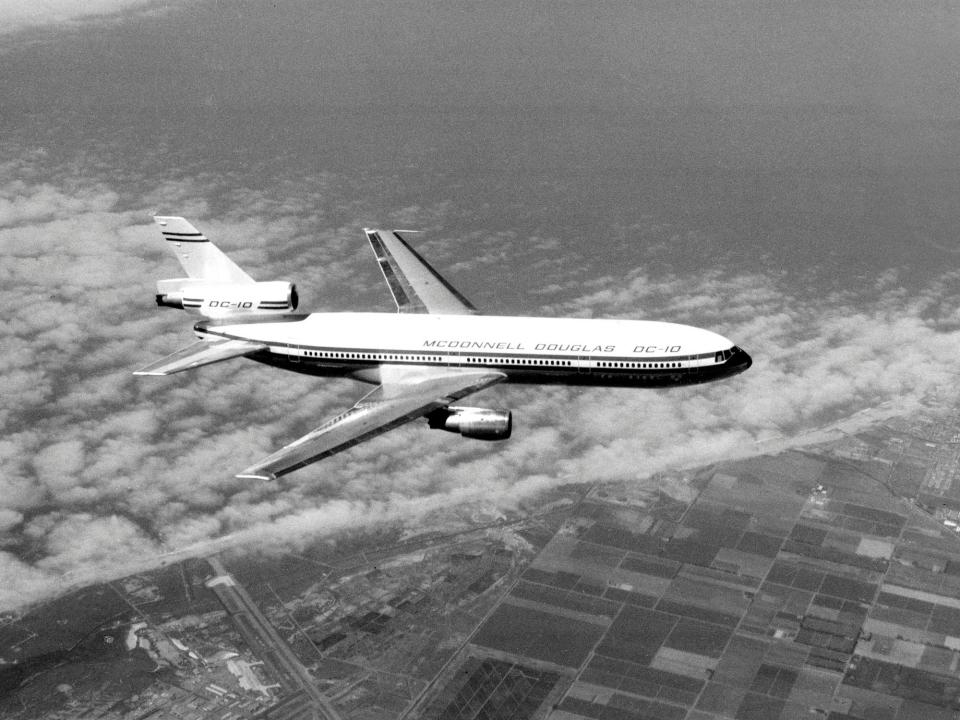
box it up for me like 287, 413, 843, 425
33, 440, 85, 492
0, 553, 54, 609
0, 509, 23, 533
0, 0, 166, 36
3, 148, 960, 616
38, 513, 159, 573
4, 0, 960, 626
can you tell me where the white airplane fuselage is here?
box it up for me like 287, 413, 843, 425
196, 312, 752, 388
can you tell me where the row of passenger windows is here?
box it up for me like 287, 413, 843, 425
301, 350, 441, 362
296, 349, 684, 369
298, 349, 571, 365
599, 361, 682, 369
464, 357, 571, 366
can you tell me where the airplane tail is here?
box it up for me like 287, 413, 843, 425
154, 216, 254, 283
151, 216, 298, 318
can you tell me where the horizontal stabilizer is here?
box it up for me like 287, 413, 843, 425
133, 338, 266, 376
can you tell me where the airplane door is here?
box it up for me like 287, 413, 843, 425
577, 354, 592, 374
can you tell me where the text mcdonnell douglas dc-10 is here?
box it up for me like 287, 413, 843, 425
136, 218, 751, 479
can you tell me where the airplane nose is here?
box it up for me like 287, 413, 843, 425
734, 347, 752, 373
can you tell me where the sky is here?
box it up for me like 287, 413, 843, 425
3, 1, 960, 612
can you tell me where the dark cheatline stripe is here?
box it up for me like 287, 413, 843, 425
162, 231, 208, 243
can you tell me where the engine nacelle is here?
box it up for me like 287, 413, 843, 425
427, 406, 512, 440
155, 279, 298, 317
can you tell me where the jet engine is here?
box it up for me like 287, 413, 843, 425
427, 406, 512, 440
155, 279, 298, 317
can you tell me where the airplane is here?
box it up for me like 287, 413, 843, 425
135, 217, 752, 480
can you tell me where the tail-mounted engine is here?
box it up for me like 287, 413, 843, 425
427, 406, 512, 440
156, 279, 298, 317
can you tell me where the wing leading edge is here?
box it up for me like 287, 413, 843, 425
365, 229, 477, 315
236, 369, 505, 480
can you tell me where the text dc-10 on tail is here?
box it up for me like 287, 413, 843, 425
136, 218, 751, 479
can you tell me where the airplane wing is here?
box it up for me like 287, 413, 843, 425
133, 338, 267, 376
365, 229, 478, 314
236, 369, 505, 480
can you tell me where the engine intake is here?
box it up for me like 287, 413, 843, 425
155, 279, 298, 317
427, 406, 512, 440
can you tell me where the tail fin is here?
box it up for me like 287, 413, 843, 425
154, 216, 254, 284
152, 216, 298, 317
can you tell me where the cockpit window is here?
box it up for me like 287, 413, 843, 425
715, 347, 736, 363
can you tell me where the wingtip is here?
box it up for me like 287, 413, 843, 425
235, 471, 277, 481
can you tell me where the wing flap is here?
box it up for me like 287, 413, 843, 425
133, 338, 267, 376
236, 370, 505, 479
365, 229, 477, 315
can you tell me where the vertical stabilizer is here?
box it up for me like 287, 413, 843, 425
154, 216, 254, 284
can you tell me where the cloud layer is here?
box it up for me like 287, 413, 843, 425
2, 155, 960, 613
0, 0, 166, 36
